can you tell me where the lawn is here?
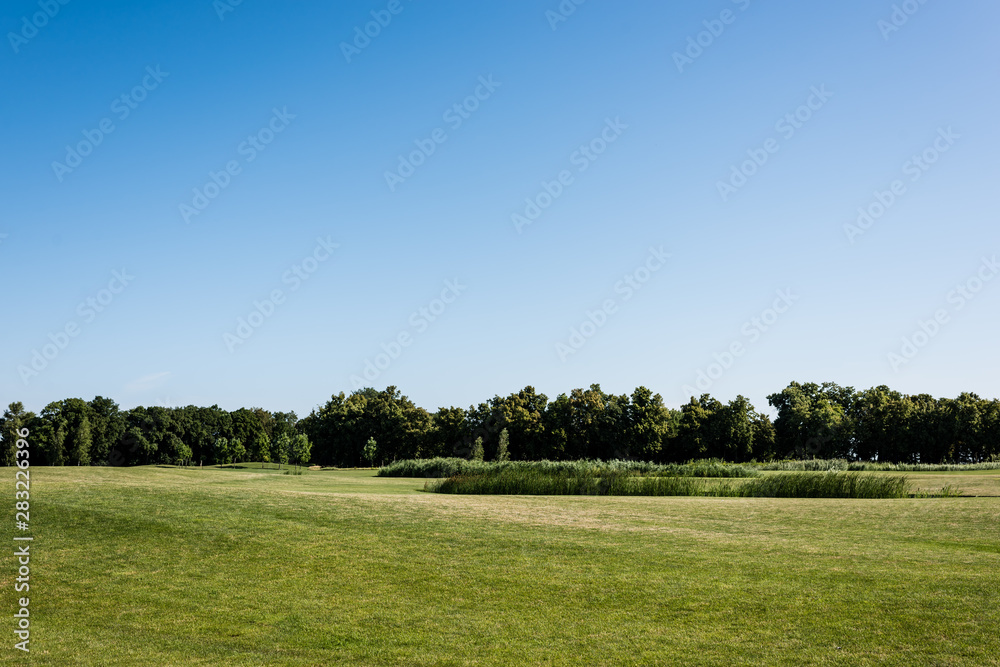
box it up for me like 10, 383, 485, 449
4, 466, 999, 665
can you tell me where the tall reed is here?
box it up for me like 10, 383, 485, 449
381, 457, 759, 479
425, 469, 911, 499
758, 459, 1000, 472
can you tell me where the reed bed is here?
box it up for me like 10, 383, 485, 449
758, 459, 1000, 472
379, 457, 759, 479
425, 469, 914, 499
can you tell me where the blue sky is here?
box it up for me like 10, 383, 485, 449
2, 0, 998, 417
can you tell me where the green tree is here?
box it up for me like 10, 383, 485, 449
711, 396, 758, 462
88, 396, 124, 465
113, 425, 154, 466
851, 386, 911, 462
482, 387, 548, 460
251, 433, 271, 467
214, 437, 233, 465
71, 416, 93, 466
300, 387, 430, 466
542, 385, 624, 460
0, 402, 34, 467
231, 437, 246, 463
161, 433, 192, 465
291, 434, 312, 470
231, 408, 269, 466
428, 406, 468, 458
364, 437, 378, 467
470, 437, 484, 462
674, 395, 721, 461
496, 428, 510, 462
626, 387, 671, 460
767, 382, 855, 459
274, 433, 291, 469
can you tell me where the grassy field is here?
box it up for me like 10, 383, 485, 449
3, 466, 1000, 666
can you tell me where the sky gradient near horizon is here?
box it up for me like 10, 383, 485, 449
2, 0, 998, 417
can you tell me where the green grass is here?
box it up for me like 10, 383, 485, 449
758, 458, 1000, 472
3, 465, 1000, 665
379, 457, 760, 479
427, 470, 911, 499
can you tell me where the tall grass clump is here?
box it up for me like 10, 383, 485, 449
380, 457, 760, 479
758, 459, 1000, 472
426, 469, 912, 499
911, 484, 963, 498
736, 472, 909, 499
758, 459, 850, 471
426, 469, 705, 496
846, 461, 1000, 472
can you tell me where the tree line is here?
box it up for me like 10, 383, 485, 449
0, 399, 309, 468
2, 382, 998, 467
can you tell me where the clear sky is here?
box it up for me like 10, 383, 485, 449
2, 0, 998, 417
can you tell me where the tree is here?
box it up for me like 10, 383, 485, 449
625, 387, 671, 460
113, 425, 154, 466
851, 386, 911, 462
470, 437, 484, 462
496, 428, 510, 462
231, 437, 246, 463
428, 406, 468, 458
71, 416, 93, 466
291, 434, 312, 470
543, 385, 625, 460
88, 396, 124, 465
161, 433, 192, 465
767, 382, 855, 459
713, 396, 757, 462
251, 433, 271, 467
214, 437, 233, 465
231, 408, 269, 466
299, 388, 430, 467
274, 433, 291, 469
483, 387, 548, 459
364, 437, 378, 467
674, 395, 721, 461
751, 412, 777, 461
1, 403, 34, 467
